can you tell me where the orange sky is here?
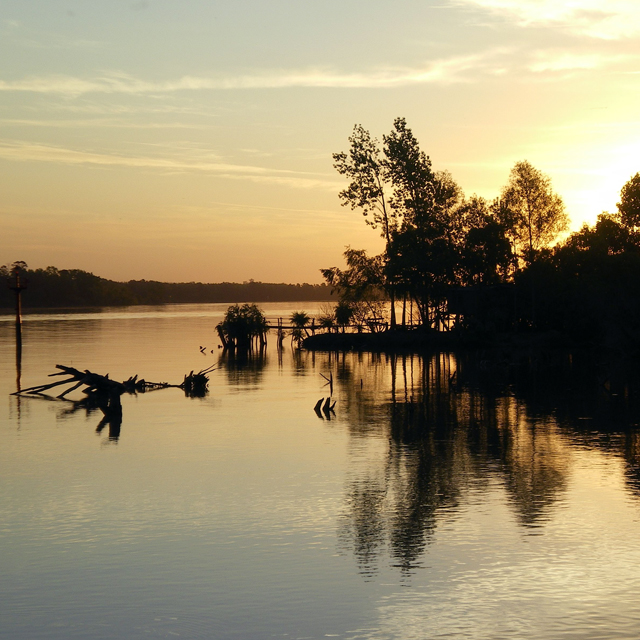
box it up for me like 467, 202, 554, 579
1, 1, 640, 283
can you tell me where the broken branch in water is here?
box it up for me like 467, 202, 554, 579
181, 364, 217, 397
11, 363, 218, 443
314, 396, 336, 420
12, 363, 219, 404
320, 371, 334, 395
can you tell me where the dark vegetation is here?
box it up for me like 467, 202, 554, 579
327, 348, 640, 575
309, 117, 640, 352
0, 264, 332, 310
14, 363, 217, 442
216, 303, 268, 352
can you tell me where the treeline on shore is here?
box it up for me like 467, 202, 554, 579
0, 264, 333, 310
315, 117, 640, 350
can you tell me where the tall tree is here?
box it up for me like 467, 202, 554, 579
334, 124, 400, 325
333, 124, 395, 245
498, 161, 568, 262
382, 117, 436, 228
332, 118, 466, 329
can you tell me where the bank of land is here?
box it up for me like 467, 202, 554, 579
0, 265, 332, 311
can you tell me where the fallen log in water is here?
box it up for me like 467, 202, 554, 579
12, 363, 218, 406
11, 364, 217, 442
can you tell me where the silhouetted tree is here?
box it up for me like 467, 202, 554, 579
217, 303, 268, 352
331, 119, 521, 330
290, 310, 310, 347
322, 248, 387, 331
0, 265, 333, 309
562, 213, 631, 256
448, 196, 511, 285
316, 304, 337, 333
334, 300, 355, 331
618, 172, 640, 230
388, 221, 456, 327
333, 124, 398, 326
497, 161, 568, 263
382, 117, 436, 227
333, 119, 441, 328
333, 125, 394, 241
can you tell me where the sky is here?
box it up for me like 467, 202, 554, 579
1, 0, 640, 284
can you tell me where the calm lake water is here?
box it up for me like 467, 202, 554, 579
2, 303, 640, 639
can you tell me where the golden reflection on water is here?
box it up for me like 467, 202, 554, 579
319, 349, 640, 583
3, 307, 640, 639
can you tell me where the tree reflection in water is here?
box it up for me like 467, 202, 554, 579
218, 347, 268, 386
332, 349, 640, 577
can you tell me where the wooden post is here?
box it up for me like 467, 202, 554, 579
8, 267, 26, 392
277, 318, 284, 349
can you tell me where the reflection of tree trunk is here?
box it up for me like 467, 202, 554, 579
335, 351, 581, 576
402, 356, 408, 402
391, 354, 397, 404
390, 290, 397, 329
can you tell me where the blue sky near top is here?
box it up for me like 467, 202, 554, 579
1, 0, 640, 282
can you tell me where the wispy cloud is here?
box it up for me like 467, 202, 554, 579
0, 118, 210, 130
0, 47, 625, 114
0, 140, 339, 190
452, 0, 640, 39
0, 52, 506, 96
528, 51, 628, 73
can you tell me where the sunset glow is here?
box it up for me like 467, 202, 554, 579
1, 0, 639, 282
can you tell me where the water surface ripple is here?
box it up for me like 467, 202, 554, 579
1, 304, 640, 639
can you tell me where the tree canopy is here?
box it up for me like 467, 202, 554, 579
216, 303, 268, 351
618, 172, 640, 230
328, 118, 519, 329
326, 117, 640, 345
497, 160, 568, 262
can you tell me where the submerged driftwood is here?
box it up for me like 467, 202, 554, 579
11, 364, 217, 442
13, 363, 218, 406
314, 396, 336, 420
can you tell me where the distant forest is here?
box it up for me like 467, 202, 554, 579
0, 264, 333, 310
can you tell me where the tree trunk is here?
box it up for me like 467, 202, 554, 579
390, 290, 397, 329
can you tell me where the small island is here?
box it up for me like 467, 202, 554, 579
301, 119, 640, 356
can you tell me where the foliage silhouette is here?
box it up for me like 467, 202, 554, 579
330, 118, 516, 332
618, 172, 640, 230
289, 310, 311, 347
216, 304, 268, 352
327, 117, 640, 348
0, 264, 332, 310
497, 160, 568, 263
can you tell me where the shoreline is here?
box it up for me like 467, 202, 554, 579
302, 328, 595, 354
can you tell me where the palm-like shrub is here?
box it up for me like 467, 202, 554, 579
316, 304, 336, 333
290, 310, 310, 347
334, 300, 354, 332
